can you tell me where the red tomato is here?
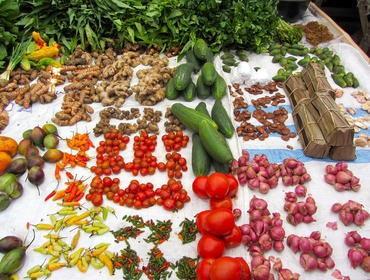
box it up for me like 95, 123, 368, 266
225, 174, 238, 197
235, 257, 251, 280
196, 258, 215, 280
210, 198, 233, 210
223, 226, 242, 248
209, 257, 242, 280
192, 176, 209, 198
206, 173, 229, 199
196, 210, 211, 234
197, 235, 225, 259
205, 209, 235, 236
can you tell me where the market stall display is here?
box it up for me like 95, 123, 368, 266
0, 1, 370, 280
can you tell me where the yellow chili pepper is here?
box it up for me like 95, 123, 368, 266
91, 257, 104, 269
97, 228, 109, 235
47, 262, 66, 271
32, 31, 46, 48
35, 224, 54, 230
54, 220, 64, 231
91, 245, 108, 257
29, 271, 45, 279
33, 247, 48, 254
58, 201, 80, 207
98, 253, 113, 275
27, 43, 59, 61
71, 230, 80, 249
9, 274, 19, 280
27, 265, 42, 275
69, 248, 84, 266
49, 215, 57, 225
47, 256, 60, 265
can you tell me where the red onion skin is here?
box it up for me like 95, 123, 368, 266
317, 258, 327, 271
282, 176, 293, 186
287, 235, 300, 253
297, 202, 308, 216
259, 182, 270, 194
251, 197, 268, 210
253, 220, 269, 236
361, 256, 370, 272
360, 237, 370, 251
270, 226, 285, 241
313, 245, 328, 258
273, 258, 282, 272
278, 269, 300, 280
336, 171, 352, 184
305, 201, 317, 216
300, 253, 318, 271
345, 231, 362, 245
248, 178, 260, 190
253, 265, 271, 280
249, 209, 262, 221
354, 211, 367, 226
293, 166, 305, 176
310, 231, 321, 240
339, 210, 354, 226
325, 257, 335, 269
285, 192, 297, 203
294, 185, 307, 197
324, 174, 336, 185
246, 166, 257, 179
303, 215, 315, 224
251, 255, 265, 268
293, 213, 304, 224
336, 161, 348, 171
285, 158, 298, 169
326, 165, 337, 175
348, 248, 365, 268
258, 233, 273, 251
233, 208, 242, 220
292, 175, 300, 185
299, 237, 313, 254
331, 203, 342, 213
273, 241, 284, 252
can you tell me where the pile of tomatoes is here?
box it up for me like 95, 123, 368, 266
87, 176, 190, 211
192, 172, 251, 280
155, 179, 190, 211
158, 152, 187, 179
90, 130, 129, 176
124, 131, 159, 176
161, 131, 189, 152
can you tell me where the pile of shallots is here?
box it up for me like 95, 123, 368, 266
250, 252, 300, 280
345, 231, 370, 272
280, 158, 311, 186
242, 196, 299, 280
287, 232, 335, 271
331, 200, 369, 226
231, 151, 280, 194
284, 186, 317, 225
324, 162, 361, 192
241, 196, 285, 252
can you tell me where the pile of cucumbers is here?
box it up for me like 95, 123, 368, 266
221, 50, 249, 73
171, 101, 234, 176
166, 39, 227, 101
269, 43, 359, 88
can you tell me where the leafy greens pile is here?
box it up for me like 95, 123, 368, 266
0, 0, 20, 68
2, 0, 279, 67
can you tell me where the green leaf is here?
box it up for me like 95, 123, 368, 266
0, 44, 6, 60
127, 27, 135, 43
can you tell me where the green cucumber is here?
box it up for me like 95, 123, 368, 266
212, 74, 227, 100
183, 81, 196, 102
171, 103, 217, 133
199, 120, 233, 164
201, 62, 217, 86
213, 160, 230, 174
186, 50, 201, 73
195, 102, 211, 118
165, 78, 179, 100
211, 99, 234, 138
194, 39, 209, 61
222, 58, 237, 66
174, 63, 193, 91
196, 76, 211, 99
221, 53, 235, 60
192, 134, 211, 176
206, 48, 214, 62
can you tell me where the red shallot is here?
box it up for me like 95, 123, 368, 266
324, 162, 361, 192
331, 200, 369, 226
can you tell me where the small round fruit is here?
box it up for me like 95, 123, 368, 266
206, 172, 229, 199
197, 235, 225, 259
192, 176, 209, 198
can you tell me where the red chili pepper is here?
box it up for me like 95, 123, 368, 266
75, 192, 84, 201
66, 172, 74, 180
44, 190, 56, 201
